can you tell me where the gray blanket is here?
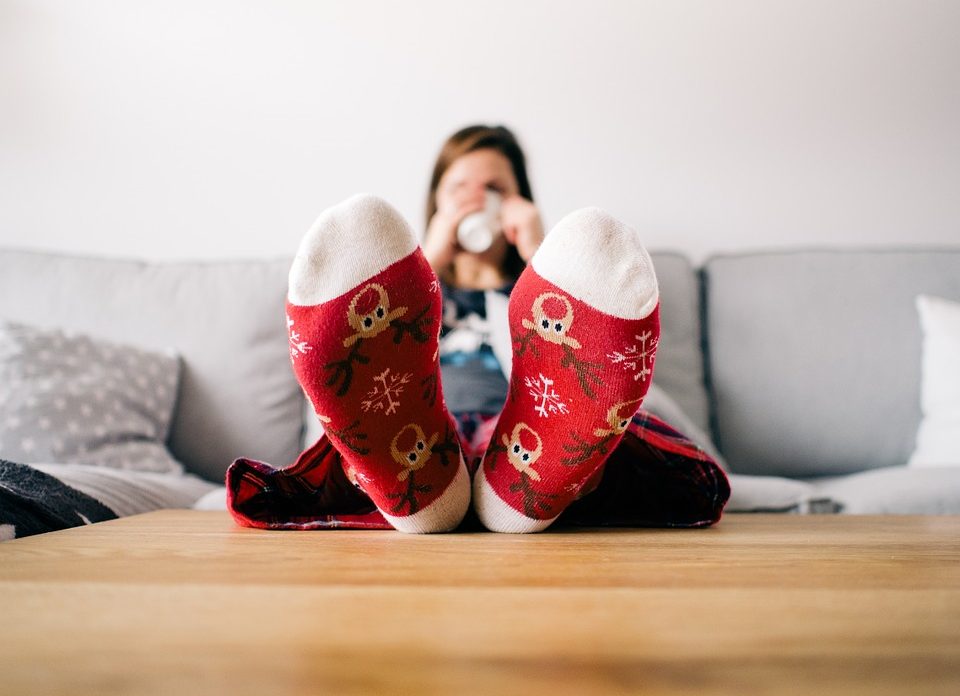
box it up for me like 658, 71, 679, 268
0, 459, 218, 541
0, 459, 116, 540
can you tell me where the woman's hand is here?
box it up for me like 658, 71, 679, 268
423, 189, 485, 272
499, 195, 544, 263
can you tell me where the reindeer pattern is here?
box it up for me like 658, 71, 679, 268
285, 251, 459, 514
493, 282, 658, 517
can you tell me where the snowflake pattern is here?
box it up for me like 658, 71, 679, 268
287, 315, 313, 360
607, 331, 658, 382
525, 373, 570, 418
361, 368, 413, 416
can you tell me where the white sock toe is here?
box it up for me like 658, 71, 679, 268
531, 207, 659, 320
288, 194, 419, 307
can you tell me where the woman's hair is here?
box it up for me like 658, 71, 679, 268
426, 124, 533, 280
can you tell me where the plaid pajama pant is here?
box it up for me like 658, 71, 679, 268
226, 409, 730, 531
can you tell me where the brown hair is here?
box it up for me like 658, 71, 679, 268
426, 124, 533, 281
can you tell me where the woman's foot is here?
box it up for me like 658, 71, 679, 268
473, 208, 660, 532
286, 194, 470, 533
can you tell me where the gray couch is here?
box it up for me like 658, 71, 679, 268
2, 246, 958, 515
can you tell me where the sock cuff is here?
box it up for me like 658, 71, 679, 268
531, 207, 659, 320
288, 194, 419, 307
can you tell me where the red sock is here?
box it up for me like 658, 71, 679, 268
286, 195, 470, 533
473, 208, 660, 532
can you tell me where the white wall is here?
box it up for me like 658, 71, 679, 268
1, 0, 958, 262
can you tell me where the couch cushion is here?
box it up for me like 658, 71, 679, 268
648, 252, 710, 434
704, 250, 960, 477
0, 249, 301, 482
809, 466, 960, 514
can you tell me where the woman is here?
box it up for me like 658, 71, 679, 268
423, 126, 543, 449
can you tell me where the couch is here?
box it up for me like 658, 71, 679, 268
2, 245, 959, 520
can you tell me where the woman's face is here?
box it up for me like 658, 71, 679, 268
435, 148, 519, 214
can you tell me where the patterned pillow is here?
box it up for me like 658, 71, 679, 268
0, 321, 183, 473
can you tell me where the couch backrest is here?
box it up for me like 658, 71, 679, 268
648, 252, 711, 434
0, 249, 302, 482
703, 249, 960, 477
11, 246, 955, 482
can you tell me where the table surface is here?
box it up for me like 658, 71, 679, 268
1, 511, 958, 696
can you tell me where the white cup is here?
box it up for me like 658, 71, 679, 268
457, 190, 502, 253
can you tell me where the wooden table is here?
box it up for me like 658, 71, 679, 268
1, 512, 958, 696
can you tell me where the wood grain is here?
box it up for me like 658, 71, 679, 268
1, 512, 958, 696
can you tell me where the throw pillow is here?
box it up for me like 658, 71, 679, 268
0, 321, 183, 473
908, 295, 960, 467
